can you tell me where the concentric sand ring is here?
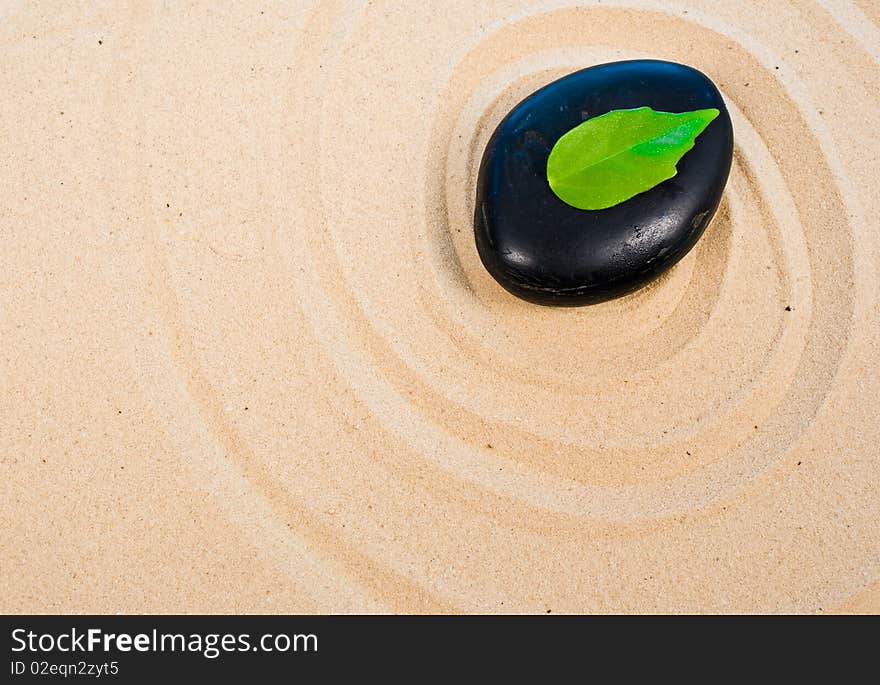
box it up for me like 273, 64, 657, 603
133, 1, 877, 612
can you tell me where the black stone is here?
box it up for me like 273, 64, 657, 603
474, 59, 733, 306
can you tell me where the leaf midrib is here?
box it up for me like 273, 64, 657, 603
549, 116, 695, 185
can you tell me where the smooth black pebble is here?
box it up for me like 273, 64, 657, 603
474, 59, 733, 306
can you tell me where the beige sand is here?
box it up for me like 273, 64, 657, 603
1, 0, 878, 614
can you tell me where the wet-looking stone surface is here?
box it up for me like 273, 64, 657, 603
474, 59, 734, 306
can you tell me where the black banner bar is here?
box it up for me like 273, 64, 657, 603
1, 615, 875, 681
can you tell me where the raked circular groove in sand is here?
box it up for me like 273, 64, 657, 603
242, 1, 873, 610
276, 3, 851, 512
5, 0, 876, 613
172, 1, 874, 611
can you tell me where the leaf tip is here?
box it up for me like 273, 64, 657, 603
701, 107, 720, 123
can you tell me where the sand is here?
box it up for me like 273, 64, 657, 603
1, 0, 878, 614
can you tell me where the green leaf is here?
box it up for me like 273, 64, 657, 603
546, 106, 720, 210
